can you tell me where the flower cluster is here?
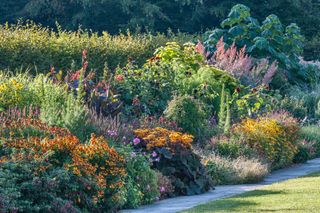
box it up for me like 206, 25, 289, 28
133, 127, 193, 151
0, 78, 26, 108
0, 117, 126, 204
68, 135, 126, 199
234, 115, 299, 168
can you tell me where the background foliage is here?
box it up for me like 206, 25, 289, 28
0, 0, 319, 59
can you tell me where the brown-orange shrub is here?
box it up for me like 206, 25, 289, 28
0, 116, 126, 210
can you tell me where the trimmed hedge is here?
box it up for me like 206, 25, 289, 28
0, 23, 191, 76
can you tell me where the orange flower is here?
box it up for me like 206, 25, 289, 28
134, 127, 193, 151
1, 117, 126, 203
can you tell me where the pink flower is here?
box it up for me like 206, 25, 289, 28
83, 61, 89, 71
133, 138, 141, 146
152, 151, 158, 158
115, 74, 124, 81
160, 186, 166, 193
82, 50, 88, 59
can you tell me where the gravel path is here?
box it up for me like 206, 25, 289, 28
121, 158, 320, 213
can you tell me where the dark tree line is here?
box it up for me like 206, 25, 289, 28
0, 0, 319, 59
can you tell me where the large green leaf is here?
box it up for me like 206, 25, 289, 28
228, 25, 245, 37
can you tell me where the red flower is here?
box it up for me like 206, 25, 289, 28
115, 74, 124, 81
83, 61, 89, 71
133, 97, 140, 105
82, 50, 88, 59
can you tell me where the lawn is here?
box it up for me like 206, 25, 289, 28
183, 172, 320, 213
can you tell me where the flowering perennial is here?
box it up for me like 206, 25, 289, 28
234, 115, 299, 168
133, 127, 194, 151
0, 117, 126, 204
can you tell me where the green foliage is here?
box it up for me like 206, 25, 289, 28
299, 125, 320, 157
0, 22, 190, 75
115, 42, 206, 116
31, 75, 95, 141
235, 86, 281, 118
2, 0, 320, 61
209, 137, 256, 160
0, 72, 96, 142
293, 144, 310, 164
181, 66, 238, 114
280, 84, 320, 121
164, 95, 206, 140
123, 149, 159, 208
0, 161, 82, 212
204, 4, 306, 84
218, 84, 231, 132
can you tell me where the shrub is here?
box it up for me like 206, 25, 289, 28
0, 72, 96, 141
293, 142, 310, 164
234, 112, 300, 169
30, 74, 95, 141
115, 42, 204, 116
201, 154, 269, 185
0, 161, 83, 212
164, 95, 206, 139
209, 136, 257, 159
181, 65, 238, 114
235, 85, 282, 119
0, 114, 127, 212
115, 42, 239, 119
280, 84, 320, 121
132, 127, 212, 195
0, 73, 38, 111
299, 125, 320, 157
123, 149, 159, 208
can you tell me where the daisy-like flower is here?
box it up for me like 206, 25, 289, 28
152, 151, 158, 158
133, 138, 141, 146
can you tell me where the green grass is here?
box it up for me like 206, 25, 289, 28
183, 172, 320, 213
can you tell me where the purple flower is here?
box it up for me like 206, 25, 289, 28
131, 152, 137, 158
107, 130, 118, 136
133, 138, 141, 146
160, 186, 166, 193
152, 151, 158, 158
